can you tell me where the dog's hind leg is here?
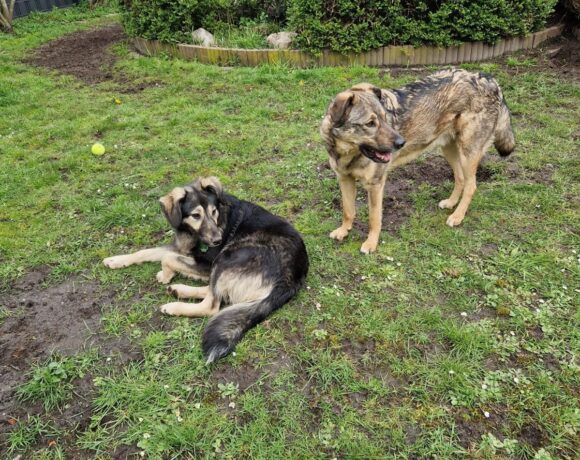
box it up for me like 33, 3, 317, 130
167, 284, 210, 299
330, 175, 356, 241
446, 147, 487, 227
439, 143, 465, 210
160, 291, 220, 317
103, 247, 173, 269
445, 114, 495, 227
156, 253, 209, 284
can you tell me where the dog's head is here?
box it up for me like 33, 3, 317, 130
159, 176, 226, 247
321, 83, 405, 163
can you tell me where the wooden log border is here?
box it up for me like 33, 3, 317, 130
133, 24, 564, 68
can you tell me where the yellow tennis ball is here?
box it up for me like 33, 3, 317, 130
91, 143, 105, 155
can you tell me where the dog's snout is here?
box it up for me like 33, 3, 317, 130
394, 136, 406, 149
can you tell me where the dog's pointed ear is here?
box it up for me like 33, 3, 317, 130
199, 176, 223, 199
329, 91, 355, 126
159, 187, 187, 228
351, 82, 383, 101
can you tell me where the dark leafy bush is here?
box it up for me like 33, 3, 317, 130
120, 0, 287, 43
120, 0, 557, 53
288, 0, 558, 54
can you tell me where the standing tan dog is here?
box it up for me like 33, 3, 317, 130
321, 69, 515, 253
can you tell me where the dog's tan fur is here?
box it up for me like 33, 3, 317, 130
321, 69, 515, 253
103, 176, 309, 363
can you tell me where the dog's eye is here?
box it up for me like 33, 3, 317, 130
191, 213, 202, 220
365, 120, 376, 128
212, 209, 218, 217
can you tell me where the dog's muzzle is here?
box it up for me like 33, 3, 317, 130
359, 136, 405, 164
359, 145, 393, 163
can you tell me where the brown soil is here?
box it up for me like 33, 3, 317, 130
321, 151, 554, 235
504, 33, 580, 81
380, 155, 453, 232
24, 24, 161, 92
0, 266, 140, 457
25, 24, 125, 84
381, 31, 580, 82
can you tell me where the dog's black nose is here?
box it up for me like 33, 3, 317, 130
394, 137, 406, 149
212, 238, 222, 246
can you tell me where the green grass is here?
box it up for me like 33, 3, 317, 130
213, 24, 271, 49
211, 15, 277, 49
1, 5, 579, 459
17, 354, 97, 411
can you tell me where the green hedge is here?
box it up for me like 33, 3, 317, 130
289, 0, 558, 53
120, 0, 557, 53
120, 0, 286, 43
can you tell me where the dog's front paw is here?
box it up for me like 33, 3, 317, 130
156, 270, 174, 284
438, 199, 457, 210
330, 226, 350, 241
160, 302, 181, 316
167, 284, 188, 298
360, 239, 378, 254
446, 212, 465, 227
103, 255, 130, 269
167, 284, 179, 298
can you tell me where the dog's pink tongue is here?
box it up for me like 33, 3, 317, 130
377, 152, 391, 162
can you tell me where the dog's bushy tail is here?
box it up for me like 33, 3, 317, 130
494, 97, 516, 157
202, 284, 298, 364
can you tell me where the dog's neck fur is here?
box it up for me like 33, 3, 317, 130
380, 89, 405, 128
320, 116, 354, 161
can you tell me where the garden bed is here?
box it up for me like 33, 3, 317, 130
133, 25, 564, 68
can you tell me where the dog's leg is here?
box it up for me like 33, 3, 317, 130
160, 291, 220, 317
439, 144, 465, 210
330, 175, 356, 241
103, 247, 173, 269
446, 150, 485, 227
361, 181, 385, 254
156, 253, 209, 284
167, 284, 210, 299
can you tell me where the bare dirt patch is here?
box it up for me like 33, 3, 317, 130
381, 30, 580, 81
24, 24, 162, 92
25, 24, 126, 85
380, 155, 453, 232
0, 266, 140, 456
502, 33, 580, 82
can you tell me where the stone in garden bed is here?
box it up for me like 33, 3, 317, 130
267, 31, 297, 49
192, 27, 215, 46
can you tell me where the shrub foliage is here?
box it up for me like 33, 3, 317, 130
120, 0, 286, 43
289, 0, 558, 53
120, 0, 557, 53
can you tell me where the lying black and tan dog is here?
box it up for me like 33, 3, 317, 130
321, 69, 516, 253
103, 177, 309, 363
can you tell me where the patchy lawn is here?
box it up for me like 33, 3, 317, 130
0, 5, 578, 459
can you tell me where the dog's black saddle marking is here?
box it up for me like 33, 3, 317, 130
225, 207, 245, 242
